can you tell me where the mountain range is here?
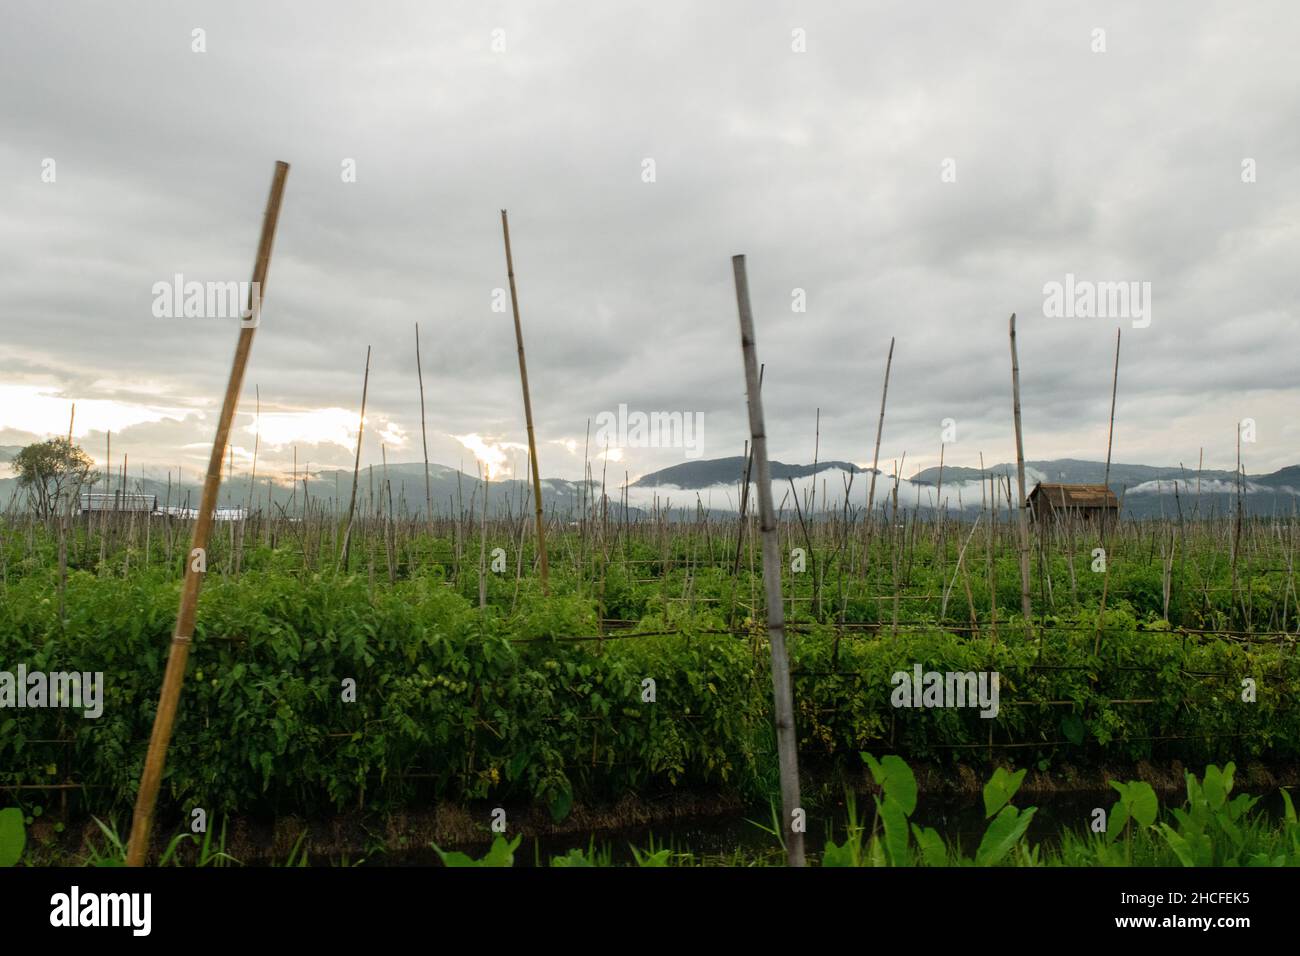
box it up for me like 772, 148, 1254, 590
2, 452, 1297, 519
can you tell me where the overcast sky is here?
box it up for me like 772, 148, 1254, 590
2, 0, 1296, 486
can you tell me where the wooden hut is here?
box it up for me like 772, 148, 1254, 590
1026, 482, 1118, 526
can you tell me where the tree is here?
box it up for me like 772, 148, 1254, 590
11, 438, 100, 519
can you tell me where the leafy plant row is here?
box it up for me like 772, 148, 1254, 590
1, 570, 1296, 820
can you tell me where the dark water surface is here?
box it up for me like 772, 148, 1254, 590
375, 787, 1291, 867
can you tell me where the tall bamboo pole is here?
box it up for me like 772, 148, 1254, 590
339, 346, 371, 571
866, 337, 894, 523
1094, 328, 1121, 654
500, 210, 549, 593
730, 366, 764, 577
479, 463, 490, 609
415, 323, 434, 535
1008, 313, 1033, 626
126, 160, 289, 866
732, 254, 805, 867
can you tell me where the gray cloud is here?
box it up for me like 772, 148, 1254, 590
1, 0, 1296, 485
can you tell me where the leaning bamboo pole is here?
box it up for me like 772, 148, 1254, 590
865, 337, 894, 545
338, 346, 371, 571
732, 254, 805, 867
500, 210, 549, 594
1008, 313, 1033, 627
1094, 328, 1121, 654
126, 160, 289, 866
415, 323, 434, 537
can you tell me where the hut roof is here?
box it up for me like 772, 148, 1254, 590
1028, 482, 1118, 509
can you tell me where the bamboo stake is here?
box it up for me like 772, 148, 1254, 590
865, 337, 894, 550
500, 210, 549, 593
339, 346, 371, 571
732, 254, 804, 867
415, 323, 434, 538
1008, 314, 1033, 629
1094, 328, 1121, 654
479, 463, 490, 609
126, 160, 289, 866
730, 366, 764, 578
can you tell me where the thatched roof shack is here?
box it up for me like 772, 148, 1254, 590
1027, 482, 1118, 525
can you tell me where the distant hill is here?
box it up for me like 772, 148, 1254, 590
634, 457, 871, 488
910, 459, 1245, 488
2, 454, 1296, 519
0, 459, 596, 518
625, 456, 1300, 519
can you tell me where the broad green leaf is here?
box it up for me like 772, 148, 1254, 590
1202, 765, 1227, 810
821, 839, 857, 867
862, 753, 917, 816
1158, 824, 1196, 867
0, 808, 25, 867
548, 784, 573, 823
480, 834, 522, 866
433, 847, 480, 867
862, 752, 885, 786
434, 833, 520, 867
1126, 782, 1159, 828
1060, 713, 1085, 746
1106, 799, 1130, 845
975, 805, 1036, 866
1227, 792, 1259, 823
879, 755, 918, 816
983, 767, 1027, 819
911, 824, 947, 867
876, 795, 910, 866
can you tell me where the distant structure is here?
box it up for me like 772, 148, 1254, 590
80, 492, 157, 514
161, 505, 246, 521
1026, 482, 1118, 525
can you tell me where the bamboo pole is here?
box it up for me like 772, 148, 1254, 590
500, 210, 549, 593
1094, 328, 1121, 654
126, 160, 289, 866
730, 366, 764, 578
479, 462, 490, 609
415, 323, 434, 537
865, 337, 894, 545
1008, 313, 1033, 627
732, 254, 805, 867
339, 346, 371, 571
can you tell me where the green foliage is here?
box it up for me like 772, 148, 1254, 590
822, 756, 1040, 867
1156, 762, 1266, 866
549, 838, 612, 867
0, 807, 25, 867
2, 567, 1297, 822
10, 438, 99, 518
982, 766, 1027, 818
861, 753, 918, 865
821, 757, 1300, 868
974, 805, 1037, 866
434, 833, 521, 867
